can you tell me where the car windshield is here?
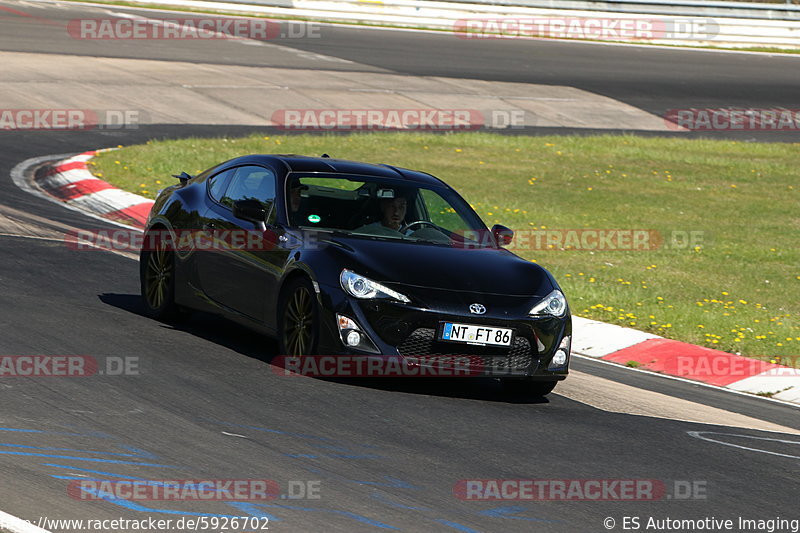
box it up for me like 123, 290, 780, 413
286, 174, 493, 247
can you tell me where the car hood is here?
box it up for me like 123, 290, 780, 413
317, 234, 556, 297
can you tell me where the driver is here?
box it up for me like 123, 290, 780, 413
357, 196, 407, 236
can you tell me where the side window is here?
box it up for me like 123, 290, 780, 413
208, 168, 235, 202
419, 189, 470, 233
221, 165, 277, 221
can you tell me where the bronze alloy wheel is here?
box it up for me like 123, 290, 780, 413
139, 231, 178, 320
144, 240, 172, 310
283, 284, 314, 356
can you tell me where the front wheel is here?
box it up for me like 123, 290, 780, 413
278, 277, 320, 356
140, 232, 178, 320
502, 379, 557, 397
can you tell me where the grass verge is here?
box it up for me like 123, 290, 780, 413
92, 132, 800, 361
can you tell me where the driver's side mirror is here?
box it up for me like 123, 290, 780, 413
492, 224, 514, 246
233, 199, 267, 223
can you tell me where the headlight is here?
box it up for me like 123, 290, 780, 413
529, 289, 568, 317
340, 269, 410, 303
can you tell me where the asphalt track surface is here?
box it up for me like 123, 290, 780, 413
1, 2, 800, 532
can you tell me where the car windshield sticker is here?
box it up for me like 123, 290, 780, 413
308, 214, 321, 223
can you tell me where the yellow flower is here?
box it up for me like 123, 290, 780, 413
587, 187, 593, 191
455, 148, 462, 152
589, 277, 596, 283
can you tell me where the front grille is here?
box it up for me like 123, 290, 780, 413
397, 328, 535, 373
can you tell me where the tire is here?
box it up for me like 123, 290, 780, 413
140, 231, 179, 321
502, 379, 557, 397
278, 277, 320, 356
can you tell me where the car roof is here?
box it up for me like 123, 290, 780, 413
223, 154, 446, 187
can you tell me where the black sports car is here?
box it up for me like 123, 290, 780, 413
140, 154, 571, 396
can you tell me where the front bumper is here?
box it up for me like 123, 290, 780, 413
315, 283, 571, 379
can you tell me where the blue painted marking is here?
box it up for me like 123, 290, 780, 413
42, 464, 150, 479
369, 492, 429, 511
0, 451, 175, 467
433, 519, 481, 532
117, 445, 160, 459
0, 443, 142, 457
443, 323, 453, 340
223, 503, 281, 521
0, 427, 84, 436
477, 505, 560, 522
310, 444, 353, 452
76, 488, 245, 518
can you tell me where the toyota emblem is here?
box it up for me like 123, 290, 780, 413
469, 303, 486, 315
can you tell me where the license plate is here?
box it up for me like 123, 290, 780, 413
440, 322, 513, 347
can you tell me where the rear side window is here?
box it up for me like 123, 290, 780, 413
208, 168, 235, 202
221, 165, 277, 220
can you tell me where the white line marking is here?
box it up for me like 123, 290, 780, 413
573, 353, 800, 409
687, 431, 800, 460
0, 510, 51, 533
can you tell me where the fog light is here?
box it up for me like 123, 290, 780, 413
548, 334, 571, 369
336, 314, 379, 353
346, 331, 361, 347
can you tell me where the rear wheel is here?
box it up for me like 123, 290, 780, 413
140, 231, 178, 320
502, 379, 557, 397
278, 277, 319, 356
